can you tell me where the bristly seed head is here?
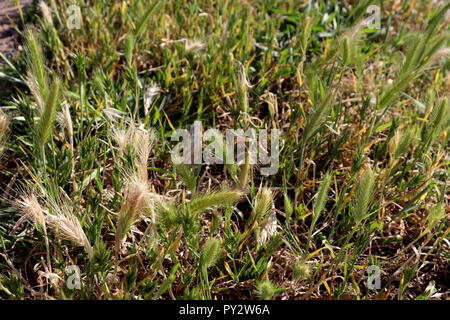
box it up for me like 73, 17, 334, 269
0, 112, 9, 136
44, 196, 93, 258
143, 83, 161, 116
0, 112, 10, 156
57, 102, 74, 143
17, 193, 46, 230
184, 39, 206, 52
116, 175, 150, 242
39, 0, 53, 25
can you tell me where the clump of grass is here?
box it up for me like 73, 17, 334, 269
57, 102, 74, 147
302, 93, 334, 143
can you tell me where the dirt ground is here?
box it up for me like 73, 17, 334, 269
0, 0, 33, 60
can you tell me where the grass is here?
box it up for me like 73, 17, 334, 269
0, 0, 449, 300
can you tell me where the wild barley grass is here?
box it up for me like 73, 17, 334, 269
248, 187, 273, 228
199, 237, 221, 270
0, 112, 9, 158
16, 193, 46, 230
187, 189, 243, 216
351, 168, 376, 226
307, 171, 333, 248
256, 280, 277, 300
45, 207, 93, 258
116, 176, 149, 250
